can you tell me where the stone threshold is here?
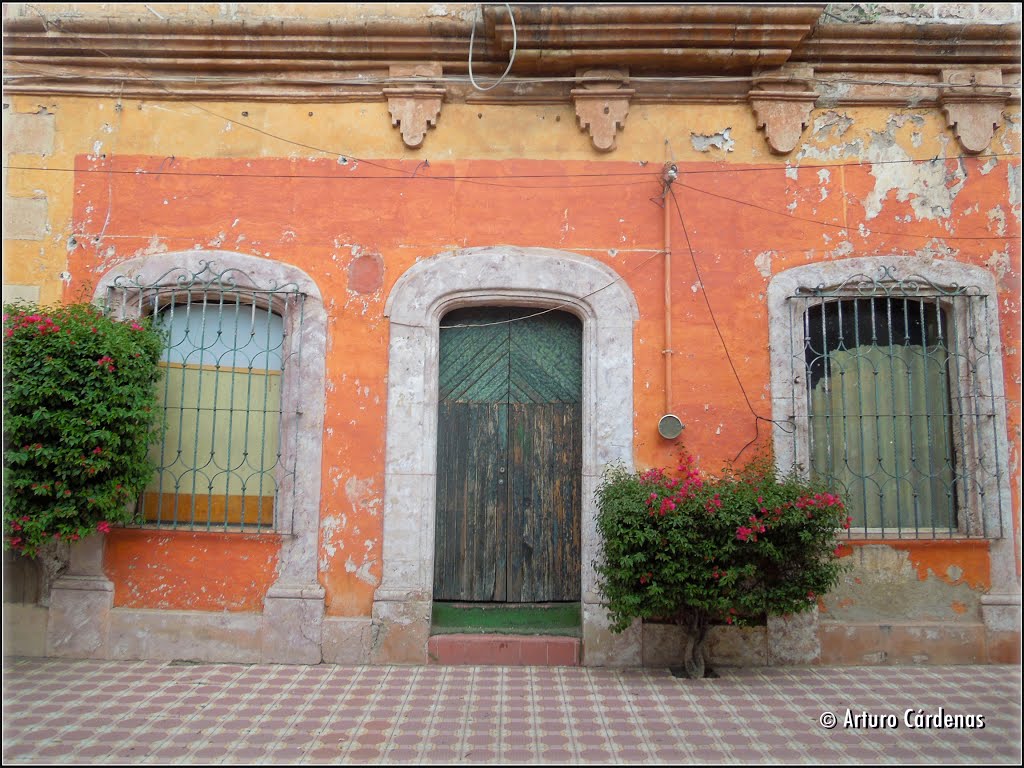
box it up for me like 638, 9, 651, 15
427, 633, 581, 667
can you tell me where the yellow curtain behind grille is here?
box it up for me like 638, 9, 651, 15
143, 363, 281, 526
810, 345, 956, 531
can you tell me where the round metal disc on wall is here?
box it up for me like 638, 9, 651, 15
658, 414, 684, 440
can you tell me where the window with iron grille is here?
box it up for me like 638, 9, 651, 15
105, 262, 306, 533
769, 260, 1009, 540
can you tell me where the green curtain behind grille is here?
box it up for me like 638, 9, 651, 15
810, 345, 956, 531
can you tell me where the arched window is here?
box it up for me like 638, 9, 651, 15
102, 259, 308, 533
768, 259, 1010, 539
144, 300, 285, 529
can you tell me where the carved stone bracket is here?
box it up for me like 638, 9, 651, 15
748, 65, 818, 155
383, 63, 445, 149
571, 69, 635, 153
940, 68, 1011, 154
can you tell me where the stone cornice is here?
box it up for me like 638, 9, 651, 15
485, 3, 826, 73
792, 22, 1022, 66
3, 8, 1019, 109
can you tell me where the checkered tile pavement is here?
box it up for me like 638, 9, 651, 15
2, 658, 1020, 764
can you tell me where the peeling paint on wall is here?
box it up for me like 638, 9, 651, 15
753, 250, 773, 278
822, 542, 989, 623
862, 120, 967, 221
812, 111, 854, 140
690, 128, 734, 153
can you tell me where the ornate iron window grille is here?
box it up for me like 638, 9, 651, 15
103, 261, 306, 534
787, 266, 1004, 539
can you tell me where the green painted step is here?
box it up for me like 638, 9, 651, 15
430, 602, 581, 637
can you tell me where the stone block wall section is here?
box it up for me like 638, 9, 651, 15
2, 107, 53, 301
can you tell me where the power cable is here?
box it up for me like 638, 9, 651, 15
676, 181, 1021, 242
1, 164, 659, 182
5, 150, 1018, 184
437, 249, 663, 329
679, 153, 1020, 176
668, 185, 794, 465
467, 2, 517, 92
13, 6, 1020, 187
5, 67, 1021, 92
20, 6, 413, 178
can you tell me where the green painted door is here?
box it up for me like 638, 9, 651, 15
434, 306, 582, 603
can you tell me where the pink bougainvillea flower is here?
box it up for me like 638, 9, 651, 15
96, 521, 111, 534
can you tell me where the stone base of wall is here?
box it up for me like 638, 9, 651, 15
818, 620, 989, 665
108, 609, 264, 663
2, 604, 48, 657
322, 616, 374, 664
641, 615, 819, 669
641, 617, 1012, 668
7, 604, 1017, 666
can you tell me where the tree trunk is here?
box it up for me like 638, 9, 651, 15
670, 610, 710, 679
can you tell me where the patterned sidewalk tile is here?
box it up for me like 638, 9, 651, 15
1, 657, 1020, 764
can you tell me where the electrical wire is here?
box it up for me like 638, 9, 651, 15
18, 6, 414, 179
11, 8, 1021, 187
437, 249, 663, 329
11, 6, 1020, 191
1, 164, 660, 181
678, 152, 1021, 176
668, 184, 794, 464
676, 181, 1021, 242
5, 150, 1019, 183
467, 2, 517, 92
5, 66, 1021, 92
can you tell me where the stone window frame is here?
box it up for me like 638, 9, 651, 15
372, 246, 640, 664
767, 256, 1013, 544
93, 250, 327, 595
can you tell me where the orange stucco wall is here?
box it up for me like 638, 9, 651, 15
66, 150, 1020, 617
104, 528, 280, 611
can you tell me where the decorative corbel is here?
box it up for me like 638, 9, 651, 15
748, 65, 818, 155
383, 63, 446, 149
940, 68, 1011, 154
571, 68, 634, 153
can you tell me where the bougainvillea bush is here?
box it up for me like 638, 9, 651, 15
596, 450, 850, 678
3, 302, 165, 558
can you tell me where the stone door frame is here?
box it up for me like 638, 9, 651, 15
372, 246, 642, 664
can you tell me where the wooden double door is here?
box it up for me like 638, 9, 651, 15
433, 306, 582, 603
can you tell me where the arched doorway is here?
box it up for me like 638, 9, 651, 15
374, 246, 641, 665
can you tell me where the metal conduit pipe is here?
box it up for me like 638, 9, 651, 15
659, 162, 683, 440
